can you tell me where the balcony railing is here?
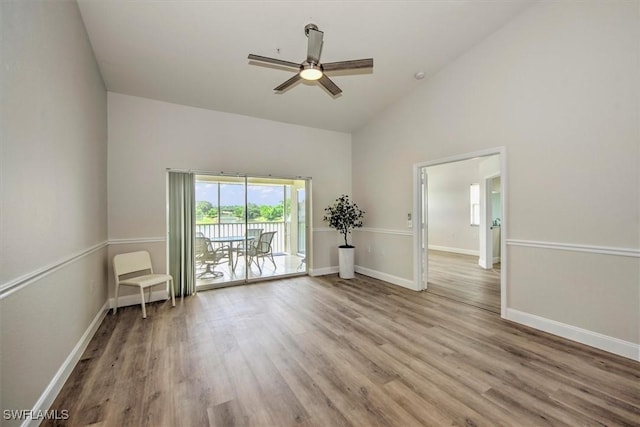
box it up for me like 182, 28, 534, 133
195, 222, 288, 254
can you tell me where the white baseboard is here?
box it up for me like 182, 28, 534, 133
355, 265, 419, 291
479, 256, 501, 269
428, 245, 479, 257
309, 266, 339, 276
25, 301, 109, 427
109, 289, 170, 309
506, 308, 639, 362
310, 265, 418, 291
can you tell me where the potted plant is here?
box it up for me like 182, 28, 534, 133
323, 195, 365, 279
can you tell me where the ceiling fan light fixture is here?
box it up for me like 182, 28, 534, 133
300, 64, 323, 81
248, 24, 373, 96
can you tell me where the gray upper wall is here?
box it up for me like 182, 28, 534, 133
1, 0, 108, 421
1, 0, 108, 282
352, 1, 639, 346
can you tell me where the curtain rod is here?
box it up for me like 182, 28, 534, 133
166, 168, 311, 181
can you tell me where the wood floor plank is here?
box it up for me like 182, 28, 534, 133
44, 274, 640, 426
549, 387, 640, 427
222, 346, 279, 426
207, 399, 248, 427
343, 331, 500, 426
257, 333, 354, 427
295, 331, 424, 427
428, 250, 501, 313
235, 331, 310, 425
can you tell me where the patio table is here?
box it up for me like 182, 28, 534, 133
209, 236, 254, 271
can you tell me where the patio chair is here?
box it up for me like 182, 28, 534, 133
195, 236, 228, 279
234, 231, 277, 274
113, 251, 176, 319
229, 228, 262, 271
246, 228, 263, 241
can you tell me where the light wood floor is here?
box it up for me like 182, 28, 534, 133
45, 275, 639, 426
428, 250, 501, 314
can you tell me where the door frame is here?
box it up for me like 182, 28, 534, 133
413, 147, 507, 318
480, 172, 501, 270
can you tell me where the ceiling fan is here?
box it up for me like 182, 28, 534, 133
248, 23, 373, 96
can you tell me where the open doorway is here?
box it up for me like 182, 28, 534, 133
414, 149, 506, 316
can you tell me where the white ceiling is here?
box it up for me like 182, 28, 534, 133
77, 0, 534, 133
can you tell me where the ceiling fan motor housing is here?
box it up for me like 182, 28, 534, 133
304, 23, 319, 37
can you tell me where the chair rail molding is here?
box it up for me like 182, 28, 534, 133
1, 237, 168, 299
506, 239, 640, 258
357, 227, 413, 236
108, 237, 166, 245
0, 240, 108, 299
314, 227, 412, 236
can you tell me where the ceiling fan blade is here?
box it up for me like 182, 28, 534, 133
274, 74, 302, 92
321, 58, 373, 72
307, 29, 324, 64
318, 75, 342, 96
248, 54, 301, 70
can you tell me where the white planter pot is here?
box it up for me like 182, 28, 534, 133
338, 247, 355, 279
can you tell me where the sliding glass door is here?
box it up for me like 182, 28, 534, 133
194, 174, 309, 289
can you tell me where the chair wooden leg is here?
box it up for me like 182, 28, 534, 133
169, 279, 176, 307
140, 287, 147, 318
113, 284, 119, 314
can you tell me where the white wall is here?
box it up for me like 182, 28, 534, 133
107, 93, 352, 297
353, 1, 639, 357
426, 158, 484, 255
0, 0, 108, 423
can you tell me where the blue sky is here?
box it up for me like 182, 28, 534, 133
196, 182, 285, 206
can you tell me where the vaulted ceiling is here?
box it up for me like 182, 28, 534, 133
78, 0, 534, 133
